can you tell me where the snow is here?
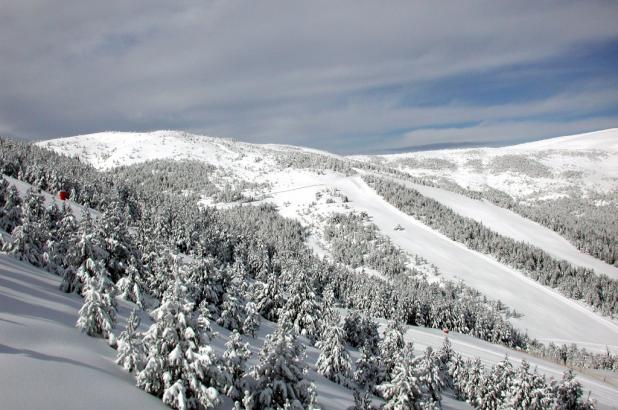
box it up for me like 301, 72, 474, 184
391, 178, 618, 279
511, 128, 618, 151
366, 128, 618, 200
0, 254, 166, 410
36, 130, 618, 354
325, 175, 618, 353
0, 252, 471, 410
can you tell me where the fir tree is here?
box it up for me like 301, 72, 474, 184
116, 257, 146, 308
136, 278, 222, 410
0, 185, 22, 232
76, 275, 116, 339
243, 324, 316, 409
553, 370, 595, 410
379, 346, 432, 410
217, 281, 246, 332
315, 319, 352, 385
242, 301, 260, 337
280, 270, 322, 343
354, 346, 384, 390
379, 320, 406, 380
116, 309, 144, 372
222, 330, 251, 401
253, 275, 283, 321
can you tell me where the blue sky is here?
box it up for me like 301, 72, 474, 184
1, 1, 617, 153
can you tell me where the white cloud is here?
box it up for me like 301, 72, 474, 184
0, 1, 617, 149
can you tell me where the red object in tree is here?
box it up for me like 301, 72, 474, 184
58, 190, 69, 201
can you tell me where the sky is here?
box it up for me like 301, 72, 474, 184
1, 1, 617, 154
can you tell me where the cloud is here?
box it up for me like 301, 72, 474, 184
0, 1, 617, 151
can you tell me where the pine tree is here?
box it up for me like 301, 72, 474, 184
242, 301, 260, 337
116, 257, 146, 308
315, 319, 352, 385
354, 346, 384, 390
379, 320, 406, 380
116, 309, 144, 372
4, 189, 48, 266
553, 370, 595, 410
348, 389, 377, 410
504, 360, 545, 410
243, 324, 316, 409
417, 347, 443, 403
253, 274, 283, 321
379, 346, 432, 410
280, 270, 322, 343
0, 185, 22, 232
448, 353, 468, 400
464, 358, 485, 406
136, 277, 222, 410
76, 275, 116, 339
222, 330, 251, 401
217, 281, 246, 332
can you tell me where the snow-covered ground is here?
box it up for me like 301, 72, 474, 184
358, 128, 618, 200
0, 254, 166, 410
2, 253, 615, 409
0, 253, 476, 409
331, 175, 618, 352
390, 178, 618, 279
36, 131, 618, 351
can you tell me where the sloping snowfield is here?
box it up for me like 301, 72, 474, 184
2, 254, 616, 409
393, 178, 618, 279
0, 254, 166, 410
36, 130, 618, 355
0, 254, 477, 409
282, 174, 618, 353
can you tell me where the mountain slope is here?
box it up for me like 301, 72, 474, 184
37, 130, 618, 352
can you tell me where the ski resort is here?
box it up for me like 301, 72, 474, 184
2, 1, 618, 409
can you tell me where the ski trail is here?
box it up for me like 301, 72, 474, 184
329, 175, 618, 353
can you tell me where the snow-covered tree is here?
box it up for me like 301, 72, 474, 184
242, 301, 260, 337
217, 281, 246, 332
448, 353, 468, 400
417, 347, 443, 403
504, 360, 549, 410
0, 185, 22, 232
4, 189, 48, 266
136, 278, 223, 410
315, 319, 352, 385
280, 270, 322, 343
116, 309, 144, 372
379, 320, 406, 379
354, 346, 384, 390
222, 330, 251, 401
553, 370, 595, 410
348, 389, 378, 410
116, 257, 146, 308
379, 346, 433, 410
76, 274, 117, 339
243, 324, 316, 409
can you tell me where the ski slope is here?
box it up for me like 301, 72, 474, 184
273, 174, 618, 354
393, 178, 618, 279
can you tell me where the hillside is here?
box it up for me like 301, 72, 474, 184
38, 130, 618, 351
0, 129, 609, 409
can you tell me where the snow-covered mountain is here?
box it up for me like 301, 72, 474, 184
1, 128, 615, 409
359, 128, 618, 200
38, 129, 618, 344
